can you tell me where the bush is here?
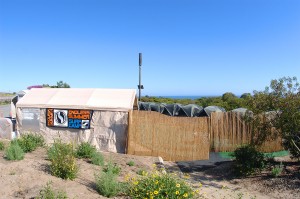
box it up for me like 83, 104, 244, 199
271, 162, 284, 177
48, 140, 78, 180
75, 142, 97, 159
91, 152, 104, 166
36, 181, 68, 199
136, 168, 148, 176
126, 171, 196, 198
127, 160, 135, 166
0, 141, 5, 150
5, 141, 24, 161
244, 77, 300, 159
233, 145, 265, 176
95, 170, 121, 197
103, 161, 121, 175
283, 134, 300, 159
17, 133, 44, 153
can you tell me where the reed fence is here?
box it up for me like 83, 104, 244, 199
210, 112, 283, 152
127, 110, 210, 161
127, 110, 283, 161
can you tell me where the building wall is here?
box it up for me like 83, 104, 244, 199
17, 108, 128, 153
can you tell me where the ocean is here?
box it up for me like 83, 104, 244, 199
153, 96, 219, 100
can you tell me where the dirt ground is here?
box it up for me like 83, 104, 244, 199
164, 159, 300, 199
0, 147, 156, 199
0, 140, 299, 199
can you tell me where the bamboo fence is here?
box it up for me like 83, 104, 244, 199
210, 112, 283, 152
127, 110, 210, 161
127, 110, 283, 161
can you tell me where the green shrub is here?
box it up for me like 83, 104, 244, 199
127, 160, 135, 166
103, 161, 121, 175
126, 171, 196, 198
271, 162, 284, 177
5, 141, 24, 160
75, 142, 97, 159
136, 168, 148, 176
91, 152, 104, 166
17, 133, 44, 153
233, 145, 265, 176
95, 170, 121, 197
48, 140, 78, 180
36, 181, 68, 199
283, 134, 300, 159
0, 141, 5, 150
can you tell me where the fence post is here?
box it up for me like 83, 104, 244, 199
126, 110, 133, 154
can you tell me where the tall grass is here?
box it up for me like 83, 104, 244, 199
48, 140, 78, 180
91, 152, 104, 166
0, 141, 5, 150
95, 163, 122, 198
36, 181, 68, 199
17, 133, 44, 152
75, 142, 96, 159
5, 141, 24, 161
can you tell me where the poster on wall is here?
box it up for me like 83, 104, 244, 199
46, 109, 92, 129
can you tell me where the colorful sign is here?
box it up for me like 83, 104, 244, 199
46, 109, 92, 129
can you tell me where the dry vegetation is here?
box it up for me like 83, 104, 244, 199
0, 137, 299, 199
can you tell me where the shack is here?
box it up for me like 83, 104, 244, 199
16, 88, 137, 153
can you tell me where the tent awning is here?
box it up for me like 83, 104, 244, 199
16, 88, 136, 111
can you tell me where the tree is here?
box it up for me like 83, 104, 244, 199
222, 92, 237, 101
245, 77, 300, 159
42, 81, 71, 88
240, 93, 251, 99
54, 81, 70, 88
42, 84, 50, 88
220, 92, 246, 111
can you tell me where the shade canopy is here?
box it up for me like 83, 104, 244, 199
17, 88, 136, 111
138, 102, 204, 117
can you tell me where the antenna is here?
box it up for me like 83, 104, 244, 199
138, 53, 144, 101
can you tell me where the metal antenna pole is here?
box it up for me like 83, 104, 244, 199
138, 53, 143, 101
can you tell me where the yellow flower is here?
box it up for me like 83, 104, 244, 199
154, 190, 158, 195
184, 173, 190, 179
175, 190, 179, 195
133, 181, 139, 185
142, 170, 148, 176
155, 180, 159, 184
176, 183, 180, 188
199, 183, 202, 188
124, 174, 130, 181
195, 189, 200, 193
183, 193, 188, 197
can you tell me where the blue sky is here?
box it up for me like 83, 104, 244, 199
0, 0, 299, 96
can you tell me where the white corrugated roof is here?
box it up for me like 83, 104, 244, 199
16, 88, 136, 111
